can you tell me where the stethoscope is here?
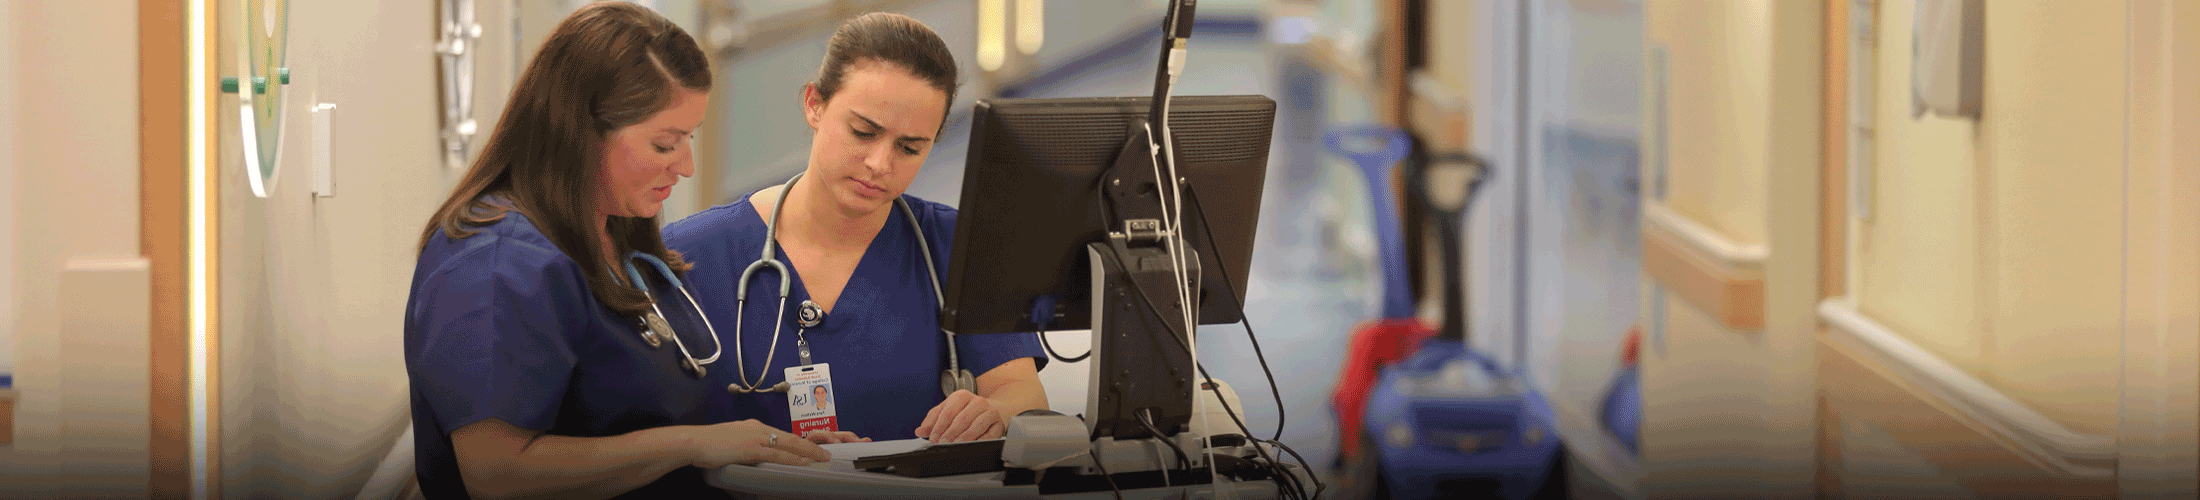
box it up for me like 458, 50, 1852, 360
621, 252, 724, 378
721, 172, 976, 396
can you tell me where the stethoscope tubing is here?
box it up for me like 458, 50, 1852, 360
723, 172, 963, 394
626, 252, 726, 374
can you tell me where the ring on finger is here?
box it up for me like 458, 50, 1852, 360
769, 433, 778, 446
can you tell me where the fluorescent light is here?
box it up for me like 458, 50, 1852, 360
1014, 0, 1043, 56
978, 0, 1006, 71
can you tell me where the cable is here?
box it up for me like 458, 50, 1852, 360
1184, 186, 1287, 443
1036, 326, 1091, 363
1139, 2, 1205, 486
1204, 366, 1312, 500
1116, 277, 1320, 500
1108, 188, 1311, 500
1138, 408, 1192, 471
1088, 451, 1126, 500
1259, 437, 1322, 500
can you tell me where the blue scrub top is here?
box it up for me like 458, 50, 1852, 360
665, 193, 1045, 441
405, 203, 736, 499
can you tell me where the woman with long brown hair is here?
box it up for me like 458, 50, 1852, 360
404, 3, 825, 498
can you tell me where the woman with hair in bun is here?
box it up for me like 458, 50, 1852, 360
667, 12, 1047, 447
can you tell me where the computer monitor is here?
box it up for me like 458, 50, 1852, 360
941, 95, 1276, 335
942, 94, 1275, 442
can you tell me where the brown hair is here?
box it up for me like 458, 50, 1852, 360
418, 1, 710, 316
813, 12, 960, 124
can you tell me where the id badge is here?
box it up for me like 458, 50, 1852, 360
785, 364, 839, 437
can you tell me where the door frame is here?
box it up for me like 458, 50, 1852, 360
2116, 0, 2200, 497
140, 0, 191, 497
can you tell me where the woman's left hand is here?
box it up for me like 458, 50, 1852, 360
803, 430, 871, 444
915, 390, 1005, 443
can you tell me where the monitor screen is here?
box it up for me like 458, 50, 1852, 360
942, 95, 1276, 336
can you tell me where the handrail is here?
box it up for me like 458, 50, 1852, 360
1641, 202, 1766, 329
1643, 203, 1767, 265
1818, 297, 2116, 477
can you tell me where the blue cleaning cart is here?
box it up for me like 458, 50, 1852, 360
1357, 149, 1567, 499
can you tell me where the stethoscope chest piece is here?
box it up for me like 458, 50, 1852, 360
797, 300, 826, 328
640, 313, 670, 348
940, 369, 976, 397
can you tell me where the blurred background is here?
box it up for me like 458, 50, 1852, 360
1, 0, 2196, 498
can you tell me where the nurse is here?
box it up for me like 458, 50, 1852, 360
404, 3, 827, 499
665, 12, 1047, 445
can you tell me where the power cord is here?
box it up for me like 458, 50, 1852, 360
1036, 326, 1091, 363
1138, 408, 1193, 471
1197, 360, 1318, 500
1183, 187, 1330, 499
1088, 451, 1126, 500
1184, 185, 1288, 443
1100, 185, 1328, 500
1030, 297, 1091, 363
1117, 275, 1321, 500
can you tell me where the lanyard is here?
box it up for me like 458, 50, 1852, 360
794, 299, 825, 366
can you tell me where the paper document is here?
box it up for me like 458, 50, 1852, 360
819, 438, 1009, 462
821, 438, 930, 461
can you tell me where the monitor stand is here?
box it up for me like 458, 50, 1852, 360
1081, 237, 1203, 472
997, 119, 1248, 494
1085, 116, 1198, 452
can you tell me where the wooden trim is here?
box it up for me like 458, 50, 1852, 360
1814, 2, 1848, 496
1378, 0, 1410, 127
1819, 0, 1848, 301
1817, 334, 2116, 498
1641, 206, 1765, 330
2117, 3, 2200, 494
140, 0, 189, 497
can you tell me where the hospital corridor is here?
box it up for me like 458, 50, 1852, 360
1, 0, 2197, 498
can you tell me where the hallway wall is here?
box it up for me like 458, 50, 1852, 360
210, 0, 520, 496
1639, 0, 1821, 497
2, 0, 151, 496
1651, 0, 1770, 249
1850, 0, 2127, 438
